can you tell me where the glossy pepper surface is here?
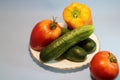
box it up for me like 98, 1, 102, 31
63, 2, 93, 29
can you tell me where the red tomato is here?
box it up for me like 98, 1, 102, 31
90, 51, 119, 80
30, 19, 62, 51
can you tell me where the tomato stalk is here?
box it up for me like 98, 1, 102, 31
90, 51, 119, 80
50, 17, 57, 30
109, 52, 117, 63
30, 18, 62, 51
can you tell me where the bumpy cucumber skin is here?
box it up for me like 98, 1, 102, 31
61, 27, 70, 35
78, 38, 96, 54
40, 25, 94, 62
65, 46, 87, 62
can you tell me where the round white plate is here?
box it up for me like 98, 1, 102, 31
29, 23, 100, 70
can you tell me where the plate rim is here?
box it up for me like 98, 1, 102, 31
29, 33, 100, 70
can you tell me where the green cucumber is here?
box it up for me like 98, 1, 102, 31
65, 46, 87, 62
78, 38, 96, 53
61, 27, 70, 35
40, 25, 94, 62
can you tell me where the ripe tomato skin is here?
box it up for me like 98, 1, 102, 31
30, 19, 61, 51
90, 51, 119, 80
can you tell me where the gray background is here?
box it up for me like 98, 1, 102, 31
0, 0, 120, 80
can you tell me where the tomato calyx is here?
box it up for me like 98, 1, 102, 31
109, 52, 117, 63
50, 17, 58, 30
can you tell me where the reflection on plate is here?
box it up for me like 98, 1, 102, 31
29, 33, 100, 70
29, 23, 100, 70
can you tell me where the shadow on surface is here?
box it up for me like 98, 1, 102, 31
90, 74, 96, 80
29, 48, 89, 73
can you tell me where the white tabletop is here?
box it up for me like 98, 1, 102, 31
0, 0, 120, 80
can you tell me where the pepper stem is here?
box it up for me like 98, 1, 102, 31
109, 52, 117, 63
50, 17, 57, 30
72, 9, 80, 18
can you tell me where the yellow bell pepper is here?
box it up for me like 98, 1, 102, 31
63, 2, 93, 29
